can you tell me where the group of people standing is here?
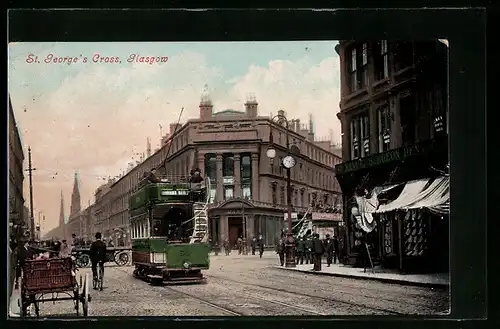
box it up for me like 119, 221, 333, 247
212, 234, 265, 257
276, 233, 344, 271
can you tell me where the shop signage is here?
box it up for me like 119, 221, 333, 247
335, 142, 428, 175
283, 212, 298, 220
311, 212, 343, 221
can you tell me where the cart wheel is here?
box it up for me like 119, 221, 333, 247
82, 273, 90, 316
20, 294, 29, 317
114, 252, 129, 266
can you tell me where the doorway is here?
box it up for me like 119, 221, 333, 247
228, 216, 243, 248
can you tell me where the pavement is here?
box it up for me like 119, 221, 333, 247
273, 263, 449, 289
8, 252, 450, 317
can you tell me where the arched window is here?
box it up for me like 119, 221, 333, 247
204, 153, 217, 182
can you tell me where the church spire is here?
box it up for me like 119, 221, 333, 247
59, 190, 65, 227
70, 171, 81, 216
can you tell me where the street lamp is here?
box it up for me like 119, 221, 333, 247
266, 111, 299, 268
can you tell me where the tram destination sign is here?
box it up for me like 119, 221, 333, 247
161, 189, 189, 196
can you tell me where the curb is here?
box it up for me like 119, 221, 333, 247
273, 266, 449, 289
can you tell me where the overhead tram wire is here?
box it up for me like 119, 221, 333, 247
159, 107, 184, 172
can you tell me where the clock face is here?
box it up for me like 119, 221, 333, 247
282, 155, 296, 169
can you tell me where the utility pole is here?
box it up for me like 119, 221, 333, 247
25, 146, 36, 239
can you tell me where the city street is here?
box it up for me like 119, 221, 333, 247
30, 252, 449, 317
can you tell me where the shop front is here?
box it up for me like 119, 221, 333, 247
208, 198, 285, 248
335, 136, 449, 272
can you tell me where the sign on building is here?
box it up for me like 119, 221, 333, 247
311, 212, 343, 222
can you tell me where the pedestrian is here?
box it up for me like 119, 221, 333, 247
304, 235, 313, 264
237, 236, 243, 255
295, 236, 305, 265
312, 233, 325, 271
332, 235, 339, 264
276, 236, 285, 266
60, 239, 71, 258
15, 239, 35, 289
324, 234, 334, 267
257, 233, 264, 258
251, 237, 257, 255
223, 238, 230, 256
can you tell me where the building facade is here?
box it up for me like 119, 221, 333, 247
334, 40, 449, 272
8, 96, 26, 236
88, 96, 342, 248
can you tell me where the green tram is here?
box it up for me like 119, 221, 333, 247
130, 175, 210, 285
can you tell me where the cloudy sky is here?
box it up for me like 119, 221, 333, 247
8, 41, 341, 233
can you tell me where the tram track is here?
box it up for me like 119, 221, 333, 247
206, 274, 406, 315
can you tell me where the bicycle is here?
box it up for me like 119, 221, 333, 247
92, 261, 104, 291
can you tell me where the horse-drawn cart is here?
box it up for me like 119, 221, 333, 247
20, 257, 90, 317
72, 246, 130, 268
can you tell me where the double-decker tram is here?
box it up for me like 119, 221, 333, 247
130, 172, 210, 285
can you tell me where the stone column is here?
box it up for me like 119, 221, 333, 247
247, 215, 255, 239
216, 154, 223, 202
251, 153, 259, 201
197, 154, 205, 176
219, 215, 228, 242
233, 154, 241, 198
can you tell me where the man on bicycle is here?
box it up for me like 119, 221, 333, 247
89, 232, 107, 289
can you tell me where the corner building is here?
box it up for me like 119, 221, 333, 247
335, 40, 449, 273
94, 95, 342, 248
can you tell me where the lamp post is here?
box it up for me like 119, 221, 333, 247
266, 111, 299, 268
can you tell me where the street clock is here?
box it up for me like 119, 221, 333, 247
282, 155, 297, 169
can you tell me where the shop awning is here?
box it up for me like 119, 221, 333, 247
374, 176, 449, 214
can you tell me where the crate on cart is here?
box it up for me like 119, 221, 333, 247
22, 258, 74, 292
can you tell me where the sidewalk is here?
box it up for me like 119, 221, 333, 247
274, 263, 449, 289
9, 280, 22, 317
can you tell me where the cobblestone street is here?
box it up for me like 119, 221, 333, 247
28, 252, 450, 317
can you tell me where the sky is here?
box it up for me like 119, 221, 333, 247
8, 41, 341, 233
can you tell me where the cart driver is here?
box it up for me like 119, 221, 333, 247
89, 232, 107, 285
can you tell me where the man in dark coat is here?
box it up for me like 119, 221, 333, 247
257, 233, 264, 258
237, 236, 243, 255
15, 239, 35, 289
304, 235, 313, 264
276, 236, 286, 266
189, 168, 204, 183
323, 234, 334, 267
223, 238, 230, 255
251, 237, 257, 255
332, 235, 340, 264
295, 236, 306, 265
312, 233, 325, 271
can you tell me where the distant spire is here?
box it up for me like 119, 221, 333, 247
200, 84, 212, 104
146, 137, 152, 157
59, 190, 65, 227
70, 171, 81, 216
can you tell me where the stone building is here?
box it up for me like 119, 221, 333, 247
334, 40, 449, 272
8, 95, 26, 235
89, 95, 342, 248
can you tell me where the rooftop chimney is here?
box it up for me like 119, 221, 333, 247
244, 93, 258, 117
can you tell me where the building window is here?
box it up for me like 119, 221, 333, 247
348, 43, 368, 92
400, 93, 417, 146
223, 154, 234, 177
271, 184, 277, 205
209, 188, 216, 203
204, 154, 217, 183
350, 114, 369, 160
374, 40, 389, 80
377, 105, 392, 152
241, 153, 252, 182
280, 186, 285, 205
242, 185, 251, 200
394, 41, 414, 72
433, 88, 447, 135
224, 186, 234, 200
